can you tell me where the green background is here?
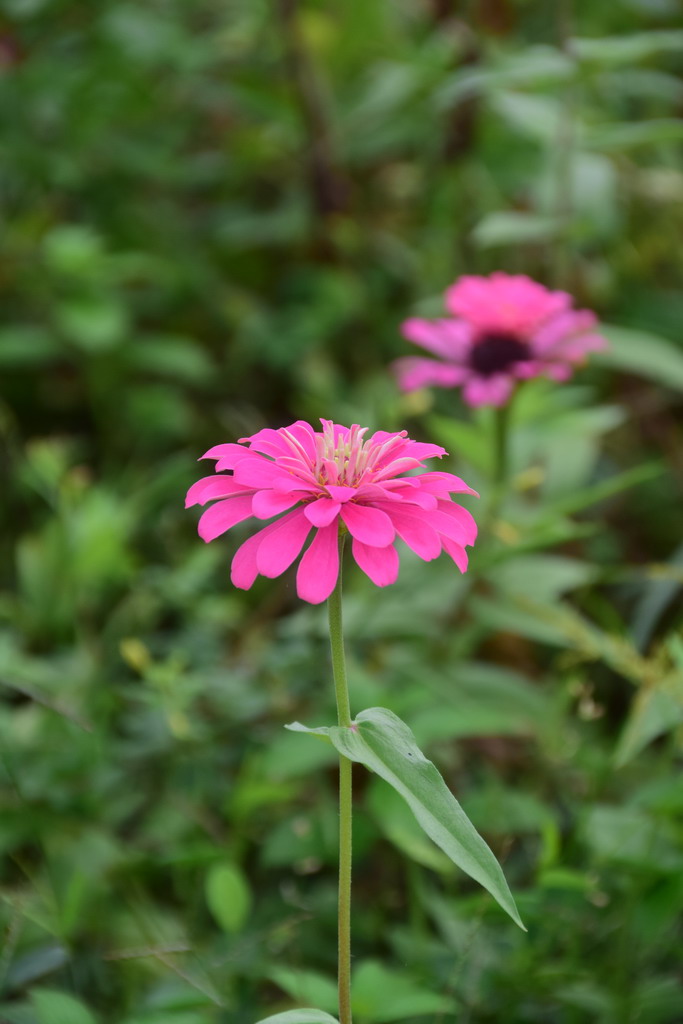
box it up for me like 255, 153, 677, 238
1, 1, 683, 1022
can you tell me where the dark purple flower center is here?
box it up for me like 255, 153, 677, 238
469, 333, 532, 377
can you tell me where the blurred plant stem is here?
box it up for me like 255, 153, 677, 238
493, 401, 510, 493
276, 0, 349, 257
328, 536, 353, 1024
480, 392, 515, 534
552, 0, 577, 289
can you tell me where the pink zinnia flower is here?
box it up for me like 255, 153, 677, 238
186, 420, 477, 604
394, 272, 607, 407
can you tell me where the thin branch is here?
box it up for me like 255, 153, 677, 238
276, 0, 349, 228
0, 677, 93, 732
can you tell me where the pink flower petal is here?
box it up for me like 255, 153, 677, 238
321, 459, 339, 485
233, 456, 296, 490
202, 442, 248, 466
269, 456, 318, 487
441, 537, 469, 572
351, 539, 400, 587
401, 317, 472, 359
230, 517, 286, 590
428, 504, 477, 547
373, 457, 424, 482
417, 471, 479, 497
555, 334, 607, 361
305, 498, 342, 527
436, 500, 478, 544
397, 274, 604, 405
282, 420, 317, 462
185, 476, 252, 508
388, 486, 438, 510
531, 309, 598, 354
197, 495, 254, 542
340, 503, 395, 547
256, 509, 312, 578
296, 523, 340, 604
189, 418, 479, 595
446, 273, 570, 334
393, 357, 469, 393
545, 363, 573, 381
513, 360, 542, 379
462, 374, 514, 408
252, 489, 303, 519
240, 427, 292, 459
325, 485, 356, 503
403, 441, 446, 461
385, 508, 441, 560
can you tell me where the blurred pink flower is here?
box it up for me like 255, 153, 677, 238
394, 272, 607, 407
186, 420, 478, 604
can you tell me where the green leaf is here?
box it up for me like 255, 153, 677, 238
125, 335, 214, 384
615, 684, 683, 767
43, 225, 105, 276
468, 595, 572, 647
470, 594, 651, 686
542, 462, 663, 518
632, 977, 683, 1024
204, 861, 252, 934
596, 325, 683, 392
472, 211, 563, 249
266, 967, 338, 1014
437, 46, 573, 107
582, 805, 682, 872
367, 779, 452, 873
30, 989, 98, 1024
260, 804, 338, 869
253, 1011, 340, 1024
409, 663, 551, 744
490, 555, 598, 602
56, 296, 128, 351
515, 401, 626, 500
351, 960, 455, 1022
427, 414, 492, 474
290, 709, 524, 929
5, 943, 70, 989
631, 542, 683, 649
0, 328, 61, 367
460, 786, 553, 837
0, 1004, 37, 1024
491, 92, 562, 142
121, 1015, 212, 1024
574, 31, 683, 66
263, 727, 335, 782
586, 119, 683, 151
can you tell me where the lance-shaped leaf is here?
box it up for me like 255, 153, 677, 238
615, 682, 683, 767
254, 1012, 340, 1024
288, 708, 524, 929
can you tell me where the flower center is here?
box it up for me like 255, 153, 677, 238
310, 421, 408, 488
315, 422, 370, 486
469, 333, 531, 377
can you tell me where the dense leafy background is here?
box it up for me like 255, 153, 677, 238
1, 1, 683, 1022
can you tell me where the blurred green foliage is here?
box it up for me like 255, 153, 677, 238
1, 1, 683, 1022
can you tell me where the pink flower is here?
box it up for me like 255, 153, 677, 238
394, 272, 607, 407
186, 420, 478, 604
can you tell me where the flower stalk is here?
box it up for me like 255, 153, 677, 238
493, 401, 510, 493
328, 535, 353, 1024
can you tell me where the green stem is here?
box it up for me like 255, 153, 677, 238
493, 402, 510, 492
552, 0, 576, 289
487, 399, 514, 527
327, 535, 353, 1024
328, 538, 352, 730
